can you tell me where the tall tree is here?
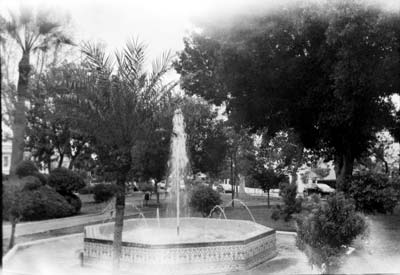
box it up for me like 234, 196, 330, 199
59, 40, 176, 273
176, 1, 400, 190
181, 96, 228, 178
2, 6, 72, 176
26, 63, 94, 172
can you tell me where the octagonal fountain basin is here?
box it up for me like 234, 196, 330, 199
84, 217, 277, 274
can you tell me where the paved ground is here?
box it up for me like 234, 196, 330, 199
2, 233, 315, 275
3, 193, 400, 274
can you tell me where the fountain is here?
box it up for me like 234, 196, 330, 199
83, 109, 277, 274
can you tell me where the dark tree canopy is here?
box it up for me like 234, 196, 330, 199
181, 96, 228, 178
175, 0, 400, 188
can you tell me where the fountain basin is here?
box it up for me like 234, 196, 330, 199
84, 217, 277, 274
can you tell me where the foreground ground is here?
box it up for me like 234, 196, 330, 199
3, 193, 400, 274
3, 233, 316, 275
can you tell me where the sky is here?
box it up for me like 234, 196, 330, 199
1, 0, 399, 64
1, 0, 399, 134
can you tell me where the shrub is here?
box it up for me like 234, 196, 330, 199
15, 160, 39, 178
346, 172, 399, 214
32, 172, 48, 185
19, 186, 74, 221
3, 182, 23, 221
93, 183, 117, 203
78, 185, 94, 194
21, 176, 43, 191
189, 185, 222, 217
296, 192, 367, 273
271, 208, 280, 221
138, 181, 154, 193
64, 193, 82, 214
279, 182, 302, 221
48, 168, 85, 196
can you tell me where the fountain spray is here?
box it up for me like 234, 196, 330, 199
169, 109, 189, 236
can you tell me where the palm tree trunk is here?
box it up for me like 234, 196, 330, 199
112, 173, 126, 274
10, 51, 31, 176
10, 52, 31, 176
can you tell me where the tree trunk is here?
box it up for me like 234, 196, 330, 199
230, 155, 235, 208
291, 145, 304, 185
112, 173, 126, 275
68, 158, 74, 170
58, 153, 64, 168
10, 52, 31, 176
267, 189, 270, 208
334, 151, 354, 191
383, 160, 389, 174
8, 218, 17, 250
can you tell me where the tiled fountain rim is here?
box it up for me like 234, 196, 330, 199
84, 217, 276, 248
85, 229, 275, 249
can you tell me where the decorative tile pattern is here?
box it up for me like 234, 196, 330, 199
83, 218, 277, 274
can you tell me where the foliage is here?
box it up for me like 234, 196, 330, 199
78, 185, 94, 194
296, 192, 367, 273
259, 130, 305, 183
346, 172, 399, 214
176, 1, 400, 189
312, 168, 330, 179
137, 181, 154, 193
56, 39, 177, 271
3, 181, 24, 221
189, 185, 222, 217
271, 208, 280, 221
48, 167, 85, 196
19, 185, 74, 221
21, 176, 43, 191
64, 193, 82, 214
93, 183, 117, 203
32, 172, 48, 185
252, 165, 285, 192
26, 63, 95, 171
2, 5, 73, 175
279, 182, 302, 221
15, 160, 39, 178
181, 96, 228, 177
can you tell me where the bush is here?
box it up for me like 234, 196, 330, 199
271, 208, 280, 221
138, 181, 154, 193
93, 183, 117, 203
19, 186, 74, 221
279, 182, 302, 221
21, 176, 43, 191
78, 185, 94, 194
48, 168, 85, 196
296, 192, 367, 273
189, 185, 222, 217
346, 172, 399, 214
64, 193, 82, 214
15, 160, 39, 178
3, 182, 23, 221
32, 172, 48, 185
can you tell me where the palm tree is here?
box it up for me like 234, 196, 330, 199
60, 39, 176, 273
2, 6, 72, 176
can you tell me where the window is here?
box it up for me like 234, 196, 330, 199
3, 155, 9, 167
